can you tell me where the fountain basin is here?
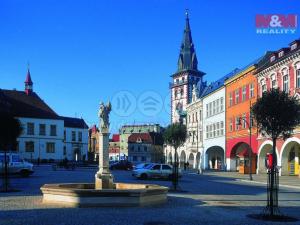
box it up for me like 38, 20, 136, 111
40, 183, 168, 207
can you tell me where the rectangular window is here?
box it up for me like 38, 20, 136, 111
250, 115, 254, 128
235, 117, 240, 130
199, 110, 202, 121
220, 121, 224, 135
242, 86, 246, 101
229, 119, 233, 132
242, 114, 247, 129
46, 142, 55, 153
213, 124, 216, 137
235, 90, 239, 104
39, 124, 46, 136
25, 141, 34, 152
206, 126, 209, 139
297, 69, 300, 88
72, 131, 76, 142
50, 125, 57, 136
78, 132, 82, 142
206, 104, 209, 117
216, 99, 219, 113
213, 101, 216, 115
64, 130, 66, 141
63, 146, 66, 155
209, 102, 212, 116
220, 97, 224, 111
250, 83, 254, 98
283, 75, 289, 93
229, 93, 233, 106
216, 122, 220, 136
27, 123, 34, 135
272, 79, 276, 89
133, 156, 137, 161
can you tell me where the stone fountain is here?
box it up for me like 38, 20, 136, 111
40, 102, 168, 207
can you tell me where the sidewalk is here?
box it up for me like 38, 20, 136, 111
189, 170, 300, 189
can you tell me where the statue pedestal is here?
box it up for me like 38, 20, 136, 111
95, 172, 114, 189
95, 131, 115, 189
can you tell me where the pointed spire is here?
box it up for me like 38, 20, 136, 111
177, 10, 198, 72
25, 64, 33, 95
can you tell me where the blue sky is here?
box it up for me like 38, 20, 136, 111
0, 0, 299, 133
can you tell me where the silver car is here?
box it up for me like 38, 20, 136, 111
132, 163, 181, 180
0, 153, 34, 177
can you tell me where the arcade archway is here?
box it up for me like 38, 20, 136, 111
281, 139, 300, 176
205, 146, 224, 170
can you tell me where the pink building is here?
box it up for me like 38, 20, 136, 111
255, 39, 300, 176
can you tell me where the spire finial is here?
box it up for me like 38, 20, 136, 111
27, 61, 30, 71
185, 9, 189, 19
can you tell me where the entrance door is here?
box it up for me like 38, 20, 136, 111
288, 151, 295, 175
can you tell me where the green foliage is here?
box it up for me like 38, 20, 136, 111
251, 88, 300, 140
163, 123, 187, 150
0, 112, 23, 150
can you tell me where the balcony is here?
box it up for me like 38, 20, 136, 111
169, 80, 188, 88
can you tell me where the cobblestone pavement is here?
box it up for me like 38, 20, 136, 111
0, 166, 300, 225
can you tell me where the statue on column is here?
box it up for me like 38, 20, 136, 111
98, 101, 112, 133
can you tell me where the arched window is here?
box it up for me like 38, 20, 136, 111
294, 62, 300, 88
282, 68, 289, 93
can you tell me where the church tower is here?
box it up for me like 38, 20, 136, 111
25, 67, 33, 95
170, 11, 205, 123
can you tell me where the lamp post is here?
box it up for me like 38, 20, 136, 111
237, 101, 253, 181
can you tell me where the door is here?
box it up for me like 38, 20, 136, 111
150, 164, 161, 178
161, 164, 172, 178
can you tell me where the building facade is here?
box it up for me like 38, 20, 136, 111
109, 134, 120, 161
255, 39, 300, 176
225, 60, 262, 172
128, 133, 164, 165
119, 124, 162, 157
0, 68, 88, 162
202, 72, 237, 170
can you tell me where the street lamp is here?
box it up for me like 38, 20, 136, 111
237, 101, 253, 181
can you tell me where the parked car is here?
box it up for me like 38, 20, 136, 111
109, 160, 133, 170
132, 163, 152, 170
0, 153, 34, 177
132, 163, 182, 180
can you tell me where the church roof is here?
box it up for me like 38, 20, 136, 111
177, 12, 198, 72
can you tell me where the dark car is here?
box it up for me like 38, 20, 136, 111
109, 160, 133, 170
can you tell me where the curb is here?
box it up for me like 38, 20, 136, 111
239, 179, 300, 190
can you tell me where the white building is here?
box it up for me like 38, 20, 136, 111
201, 71, 239, 170
184, 85, 203, 169
0, 68, 88, 162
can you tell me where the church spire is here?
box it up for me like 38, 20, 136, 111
177, 10, 198, 72
25, 64, 33, 95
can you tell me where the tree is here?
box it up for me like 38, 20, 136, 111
0, 112, 23, 192
251, 88, 300, 216
163, 123, 187, 190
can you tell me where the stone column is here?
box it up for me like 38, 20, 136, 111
95, 101, 114, 189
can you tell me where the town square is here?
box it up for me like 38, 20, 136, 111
1, 0, 300, 224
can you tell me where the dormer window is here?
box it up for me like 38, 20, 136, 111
278, 51, 284, 57
291, 43, 297, 51
270, 55, 276, 62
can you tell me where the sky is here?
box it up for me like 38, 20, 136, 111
0, 0, 299, 134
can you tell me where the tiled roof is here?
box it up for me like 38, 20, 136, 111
112, 134, 120, 142
61, 116, 88, 129
0, 89, 59, 119
200, 69, 240, 98
128, 133, 152, 144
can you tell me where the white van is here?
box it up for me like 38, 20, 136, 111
0, 153, 34, 177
